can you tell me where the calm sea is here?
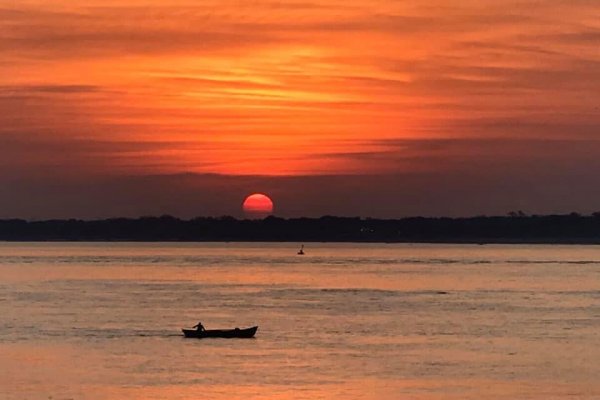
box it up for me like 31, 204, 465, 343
0, 242, 598, 399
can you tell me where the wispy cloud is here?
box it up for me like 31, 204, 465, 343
1, 0, 599, 181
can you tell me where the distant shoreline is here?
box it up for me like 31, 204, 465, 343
1, 239, 600, 245
2, 214, 600, 244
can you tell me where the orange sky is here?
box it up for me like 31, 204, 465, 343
3, 0, 598, 176
1, 1, 600, 218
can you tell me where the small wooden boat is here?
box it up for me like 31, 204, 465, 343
182, 326, 258, 339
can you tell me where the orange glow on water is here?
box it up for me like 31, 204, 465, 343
1, 243, 600, 400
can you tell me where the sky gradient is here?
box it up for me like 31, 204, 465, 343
2, 0, 599, 218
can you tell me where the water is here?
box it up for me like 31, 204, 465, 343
0, 242, 598, 399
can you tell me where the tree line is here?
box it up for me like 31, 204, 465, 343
1, 213, 600, 243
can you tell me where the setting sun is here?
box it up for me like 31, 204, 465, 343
242, 193, 274, 218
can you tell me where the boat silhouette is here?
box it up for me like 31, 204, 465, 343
182, 326, 258, 339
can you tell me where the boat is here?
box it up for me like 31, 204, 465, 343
182, 326, 258, 339
297, 244, 305, 255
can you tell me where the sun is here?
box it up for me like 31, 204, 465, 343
242, 193, 274, 219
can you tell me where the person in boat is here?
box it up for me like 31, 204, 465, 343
193, 322, 205, 332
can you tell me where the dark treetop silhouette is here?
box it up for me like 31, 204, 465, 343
2, 213, 600, 243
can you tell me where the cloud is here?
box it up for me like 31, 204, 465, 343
545, 30, 600, 44
0, 85, 101, 95
2, 1, 595, 61
1, 6, 282, 59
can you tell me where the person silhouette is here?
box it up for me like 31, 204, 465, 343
193, 322, 205, 331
